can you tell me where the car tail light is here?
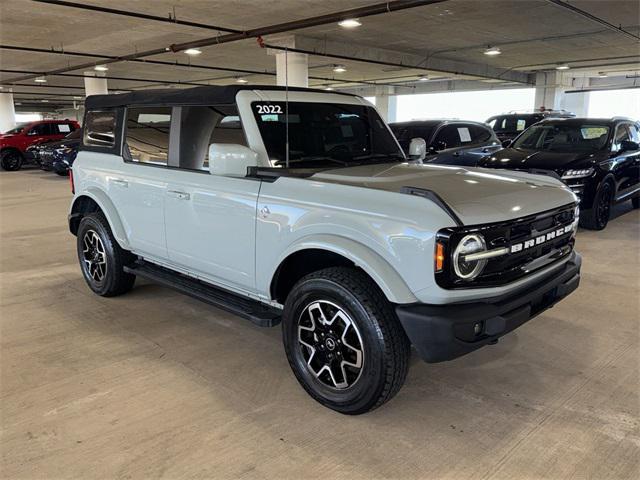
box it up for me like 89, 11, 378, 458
69, 169, 75, 194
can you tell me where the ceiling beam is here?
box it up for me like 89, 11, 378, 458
546, 0, 640, 42
30, 0, 241, 33
5, 0, 447, 83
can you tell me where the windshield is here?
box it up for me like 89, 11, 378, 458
2, 123, 28, 134
253, 101, 404, 168
512, 124, 610, 152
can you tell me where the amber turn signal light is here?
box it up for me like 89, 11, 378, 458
435, 241, 445, 272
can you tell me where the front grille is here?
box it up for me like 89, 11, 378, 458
436, 203, 577, 289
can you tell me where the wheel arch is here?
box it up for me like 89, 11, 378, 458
69, 188, 130, 249
269, 235, 418, 305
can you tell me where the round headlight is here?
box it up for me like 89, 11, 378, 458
453, 234, 487, 280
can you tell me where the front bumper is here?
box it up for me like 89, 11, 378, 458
396, 252, 581, 363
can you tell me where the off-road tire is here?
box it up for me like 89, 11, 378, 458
282, 267, 411, 415
580, 180, 614, 230
0, 150, 23, 171
76, 212, 136, 296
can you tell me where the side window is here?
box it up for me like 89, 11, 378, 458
612, 124, 631, 152
433, 125, 462, 150
626, 123, 640, 143
125, 107, 171, 165
178, 105, 247, 171
27, 124, 50, 136
84, 111, 116, 148
469, 125, 493, 144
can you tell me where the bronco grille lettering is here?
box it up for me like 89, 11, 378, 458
510, 224, 573, 254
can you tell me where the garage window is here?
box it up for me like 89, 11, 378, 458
84, 111, 116, 147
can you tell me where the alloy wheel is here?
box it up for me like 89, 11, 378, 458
82, 229, 107, 283
597, 183, 612, 228
297, 300, 364, 390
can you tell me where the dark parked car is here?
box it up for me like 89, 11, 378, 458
486, 110, 575, 143
389, 120, 501, 166
478, 117, 640, 230
38, 129, 81, 175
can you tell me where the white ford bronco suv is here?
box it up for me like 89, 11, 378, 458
69, 85, 581, 414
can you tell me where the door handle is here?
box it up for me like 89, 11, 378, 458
111, 178, 128, 188
167, 190, 190, 200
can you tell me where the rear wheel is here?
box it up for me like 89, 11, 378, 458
282, 267, 410, 415
0, 150, 23, 171
76, 212, 136, 296
580, 180, 613, 230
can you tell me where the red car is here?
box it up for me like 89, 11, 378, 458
0, 119, 80, 171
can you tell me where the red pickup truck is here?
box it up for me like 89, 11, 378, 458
1, 119, 80, 171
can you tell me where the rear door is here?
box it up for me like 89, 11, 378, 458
462, 124, 502, 166
23, 123, 52, 150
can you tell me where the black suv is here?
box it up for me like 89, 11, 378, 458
478, 117, 640, 230
486, 110, 575, 143
38, 129, 81, 176
389, 120, 501, 166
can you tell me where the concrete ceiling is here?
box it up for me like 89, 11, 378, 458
1, 0, 638, 112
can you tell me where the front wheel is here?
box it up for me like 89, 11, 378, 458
282, 267, 410, 415
0, 150, 23, 171
76, 212, 136, 296
580, 180, 613, 230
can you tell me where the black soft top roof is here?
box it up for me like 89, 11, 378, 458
85, 84, 356, 109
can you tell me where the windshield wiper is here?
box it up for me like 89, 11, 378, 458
274, 156, 351, 167
352, 153, 406, 163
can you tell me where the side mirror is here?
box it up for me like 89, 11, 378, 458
408, 137, 427, 161
620, 140, 639, 152
209, 143, 258, 176
501, 139, 512, 148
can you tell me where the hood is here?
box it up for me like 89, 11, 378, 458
311, 162, 576, 226
480, 148, 599, 173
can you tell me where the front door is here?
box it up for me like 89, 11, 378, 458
163, 170, 260, 292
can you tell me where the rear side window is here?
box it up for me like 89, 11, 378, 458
84, 111, 116, 147
124, 107, 171, 165
469, 125, 493, 143
433, 125, 463, 150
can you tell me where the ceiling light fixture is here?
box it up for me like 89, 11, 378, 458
73, 96, 82, 99
556, 64, 570, 70
597, 72, 608, 78
34, 76, 47, 83
484, 46, 501, 56
418, 75, 429, 81
236, 77, 249, 84
333, 64, 347, 73
41, 99, 49, 102
324, 86, 334, 91
184, 48, 202, 55
338, 18, 361, 28
94, 65, 109, 71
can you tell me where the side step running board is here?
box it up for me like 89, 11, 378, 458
124, 261, 281, 327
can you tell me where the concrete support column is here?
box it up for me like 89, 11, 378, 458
267, 35, 309, 88
0, 91, 16, 133
533, 71, 568, 111
560, 77, 590, 117
275, 51, 308, 88
84, 72, 108, 96
374, 86, 397, 123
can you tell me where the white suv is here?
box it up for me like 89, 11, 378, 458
69, 85, 581, 414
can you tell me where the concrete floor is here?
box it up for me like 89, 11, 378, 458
1, 168, 638, 479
